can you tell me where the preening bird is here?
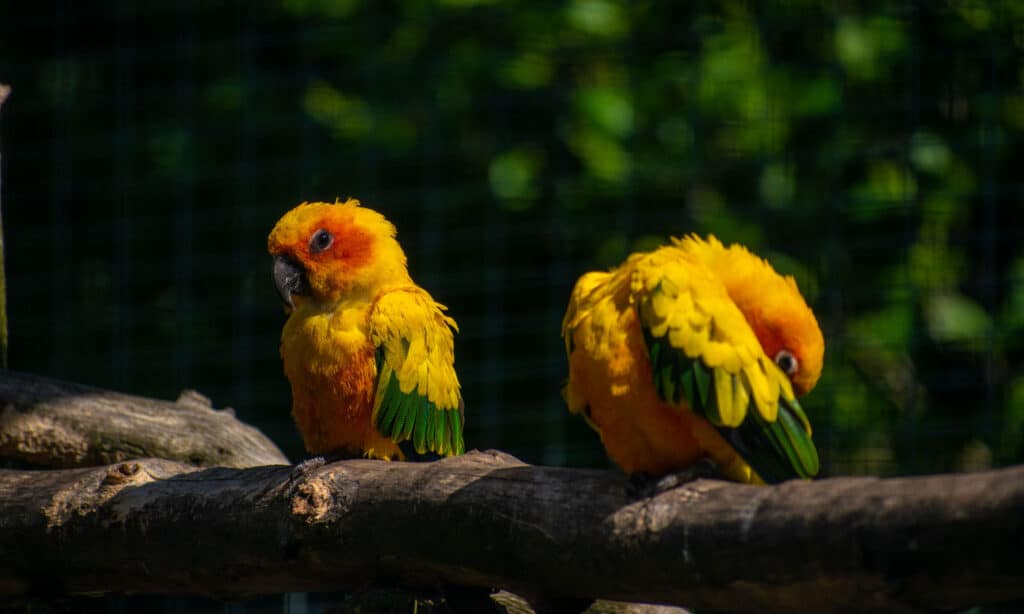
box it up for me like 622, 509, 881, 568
562, 235, 824, 484
268, 199, 464, 460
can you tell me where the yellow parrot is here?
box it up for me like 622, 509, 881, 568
562, 235, 824, 484
268, 199, 463, 460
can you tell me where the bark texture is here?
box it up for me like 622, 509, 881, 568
0, 450, 1020, 613
0, 370, 288, 468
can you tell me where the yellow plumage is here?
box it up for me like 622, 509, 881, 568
369, 288, 462, 417
269, 200, 464, 460
563, 235, 824, 484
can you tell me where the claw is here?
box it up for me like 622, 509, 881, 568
627, 458, 719, 499
289, 456, 327, 481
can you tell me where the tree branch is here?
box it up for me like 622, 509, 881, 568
0, 370, 288, 468
1, 451, 1020, 613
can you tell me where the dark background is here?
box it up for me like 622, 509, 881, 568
3, 0, 1023, 483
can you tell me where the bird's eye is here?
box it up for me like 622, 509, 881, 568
774, 350, 798, 377
310, 229, 334, 254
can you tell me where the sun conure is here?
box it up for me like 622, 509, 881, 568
268, 199, 464, 460
562, 235, 824, 484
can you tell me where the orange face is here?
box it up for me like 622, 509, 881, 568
268, 200, 400, 306
746, 300, 824, 397
684, 236, 825, 398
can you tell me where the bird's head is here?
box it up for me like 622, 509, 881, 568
267, 199, 409, 309
680, 235, 825, 396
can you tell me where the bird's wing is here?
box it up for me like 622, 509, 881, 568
635, 249, 819, 481
369, 287, 464, 457
560, 270, 613, 422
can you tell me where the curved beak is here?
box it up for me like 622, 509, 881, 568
273, 255, 309, 309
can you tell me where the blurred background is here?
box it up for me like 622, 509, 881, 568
2, 0, 1023, 480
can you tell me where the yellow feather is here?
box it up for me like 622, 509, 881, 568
561, 234, 824, 483
760, 357, 780, 421
370, 288, 461, 409
651, 282, 677, 314
269, 200, 463, 459
733, 373, 751, 417
743, 364, 772, 419
714, 367, 739, 426
702, 340, 733, 369
640, 301, 668, 337
778, 370, 796, 401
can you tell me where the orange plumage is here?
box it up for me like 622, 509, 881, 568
268, 200, 464, 460
563, 235, 824, 484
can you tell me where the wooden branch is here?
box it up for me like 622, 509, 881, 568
1, 451, 1020, 613
0, 370, 288, 468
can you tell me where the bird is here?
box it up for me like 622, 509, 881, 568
561, 234, 824, 484
268, 199, 464, 460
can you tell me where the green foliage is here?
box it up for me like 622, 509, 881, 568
489, 148, 543, 210
3, 1, 1023, 475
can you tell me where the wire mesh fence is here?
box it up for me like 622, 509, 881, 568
2, 0, 1023, 479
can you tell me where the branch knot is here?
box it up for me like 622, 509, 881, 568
291, 478, 333, 525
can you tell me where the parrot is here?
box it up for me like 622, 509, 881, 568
561, 235, 824, 485
268, 199, 464, 460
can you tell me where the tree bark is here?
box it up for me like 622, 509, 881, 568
0, 370, 288, 468
0, 450, 1020, 613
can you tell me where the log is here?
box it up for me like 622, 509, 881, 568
1, 450, 1021, 613
0, 370, 288, 468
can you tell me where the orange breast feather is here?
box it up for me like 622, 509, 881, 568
281, 309, 401, 459
569, 307, 738, 476
563, 240, 821, 485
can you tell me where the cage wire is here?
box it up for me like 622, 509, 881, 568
2, 1, 1023, 480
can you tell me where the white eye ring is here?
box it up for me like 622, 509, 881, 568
774, 350, 799, 376
310, 228, 334, 253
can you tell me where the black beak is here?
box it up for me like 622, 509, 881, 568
273, 255, 309, 309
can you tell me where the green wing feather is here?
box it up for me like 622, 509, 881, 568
720, 395, 819, 482
641, 322, 819, 483
373, 347, 466, 458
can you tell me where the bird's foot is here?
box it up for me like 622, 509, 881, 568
627, 458, 719, 499
289, 456, 326, 481
288, 450, 368, 485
